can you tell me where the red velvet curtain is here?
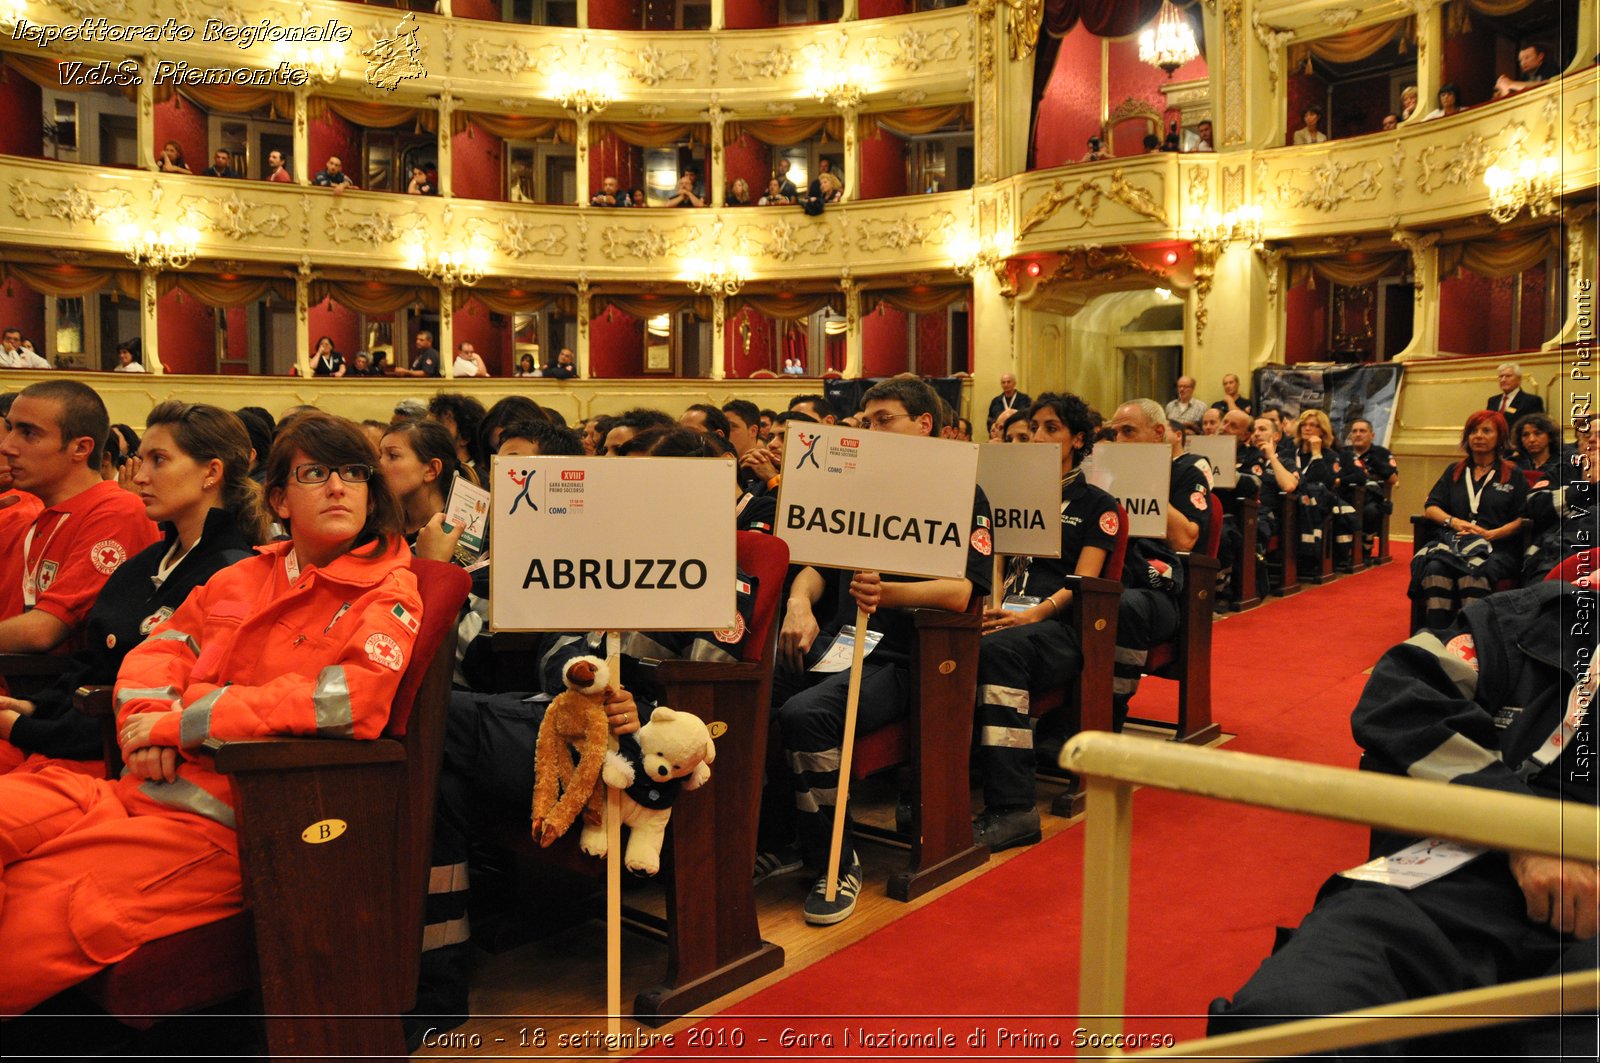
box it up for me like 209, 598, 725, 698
1029, 0, 1171, 168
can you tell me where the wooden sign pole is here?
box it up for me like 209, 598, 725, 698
990, 554, 1005, 610
823, 601, 871, 902
605, 631, 622, 1048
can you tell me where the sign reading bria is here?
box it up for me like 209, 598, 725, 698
1081, 443, 1172, 538
776, 423, 979, 579
976, 442, 1063, 558
489, 456, 737, 632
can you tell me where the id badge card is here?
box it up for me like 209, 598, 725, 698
809, 624, 885, 673
1002, 594, 1043, 614
1337, 838, 1485, 890
444, 476, 492, 555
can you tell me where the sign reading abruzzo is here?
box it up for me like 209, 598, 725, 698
976, 442, 1063, 558
776, 423, 979, 579
488, 456, 738, 632
1082, 443, 1172, 538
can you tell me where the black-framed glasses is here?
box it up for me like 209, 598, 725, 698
861, 413, 910, 430
293, 462, 373, 485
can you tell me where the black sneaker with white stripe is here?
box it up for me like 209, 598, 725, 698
802, 856, 863, 926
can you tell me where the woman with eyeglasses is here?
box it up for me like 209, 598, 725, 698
0, 402, 270, 775
0, 412, 422, 1014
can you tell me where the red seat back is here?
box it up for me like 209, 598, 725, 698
386, 558, 472, 737
1200, 493, 1224, 559
1522, 468, 1547, 488
1546, 548, 1600, 587
735, 532, 790, 664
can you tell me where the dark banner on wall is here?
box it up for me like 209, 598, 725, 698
824, 377, 965, 420
1253, 364, 1406, 447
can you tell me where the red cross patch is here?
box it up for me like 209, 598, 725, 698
1444, 634, 1478, 670
365, 632, 405, 672
1098, 510, 1120, 536
91, 539, 127, 575
714, 612, 746, 645
971, 527, 993, 556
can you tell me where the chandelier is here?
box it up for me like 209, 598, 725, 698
1193, 206, 1264, 248
550, 71, 615, 115
117, 224, 200, 270
948, 233, 1007, 279
1484, 155, 1560, 224
408, 246, 488, 287
683, 256, 750, 297
810, 65, 868, 110
1139, 2, 1200, 77
270, 40, 345, 84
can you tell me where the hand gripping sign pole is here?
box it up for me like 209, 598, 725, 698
976, 443, 1064, 611
774, 423, 981, 903
489, 455, 737, 1041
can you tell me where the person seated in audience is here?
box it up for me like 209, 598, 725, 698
427, 393, 487, 483
0, 412, 421, 1016
349, 351, 379, 376
664, 174, 706, 208
200, 149, 237, 179
313, 155, 358, 190
0, 394, 43, 629
1211, 372, 1252, 417
358, 419, 387, 451
601, 407, 675, 456
1490, 362, 1545, 419
311, 335, 346, 377
776, 158, 799, 199
1098, 399, 1209, 729
589, 176, 626, 208
450, 342, 489, 378
1, 327, 50, 369
817, 172, 844, 204
973, 393, 1121, 851
0, 402, 267, 774
378, 418, 460, 554
407, 165, 437, 196
1210, 578, 1597, 1059
1410, 410, 1529, 629
768, 377, 991, 925
1200, 407, 1223, 435
727, 178, 753, 206
1224, 409, 1277, 554
478, 395, 544, 459
1001, 414, 1032, 443
1380, 112, 1399, 131
514, 353, 540, 377
1522, 417, 1597, 583
543, 347, 578, 379
155, 140, 191, 174
758, 178, 791, 206
739, 410, 811, 498
758, 409, 777, 442
394, 331, 441, 378
1511, 413, 1562, 484
990, 407, 1022, 442
1165, 376, 1207, 426
495, 417, 583, 459
1344, 417, 1397, 554
1289, 409, 1358, 569
679, 403, 731, 440
112, 340, 144, 373
629, 187, 647, 207
788, 393, 836, 425
1423, 83, 1463, 120
720, 399, 764, 462
1292, 104, 1327, 145
265, 149, 292, 183
1142, 133, 1162, 153
1079, 135, 1111, 162
0, 381, 159, 655
1400, 84, 1419, 120
1494, 43, 1560, 98
578, 415, 610, 456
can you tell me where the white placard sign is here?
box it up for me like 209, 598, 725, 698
1185, 434, 1239, 489
775, 423, 979, 579
1082, 443, 1172, 539
488, 456, 737, 632
976, 443, 1062, 558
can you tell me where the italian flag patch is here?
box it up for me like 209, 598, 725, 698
391, 604, 419, 633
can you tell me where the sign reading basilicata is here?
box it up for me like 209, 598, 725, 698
489, 456, 737, 632
775, 423, 979, 579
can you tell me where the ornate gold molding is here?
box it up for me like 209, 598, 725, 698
855, 211, 959, 252
11, 179, 132, 225
1017, 169, 1169, 236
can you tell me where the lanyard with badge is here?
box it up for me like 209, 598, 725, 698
21, 513, 70, 608
1462, 465, 1494, 521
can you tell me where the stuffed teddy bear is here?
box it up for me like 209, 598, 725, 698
586, 706, 716, 875
530, 655, 611, 847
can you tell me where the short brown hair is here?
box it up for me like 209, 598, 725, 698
20, 379, 109, 464
861, 377, 942, 434
262, 412, 401, 554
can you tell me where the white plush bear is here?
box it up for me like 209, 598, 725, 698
580, 706, 716, 875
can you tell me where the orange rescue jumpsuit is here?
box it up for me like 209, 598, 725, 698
0, 537, 422, 1014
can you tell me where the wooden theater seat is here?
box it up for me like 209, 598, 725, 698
0, 652, 74, 699
73, 558, 470, 1059
482, 531, 788, 1025
1125, 494, 1223, 745
1214, 487, 1262, 611
1338, 482, 1368, 574
1266, 493, 1301, 595
1372, 483, 1395, 565
848, 598, 989, 901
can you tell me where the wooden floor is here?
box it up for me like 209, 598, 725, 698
415, 725, 1216, 1058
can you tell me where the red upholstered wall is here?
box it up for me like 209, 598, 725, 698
452, 120, 503, 201
857, 130, 906, 199
1284, 284, 1329, 363
587, 0, 637, 30
1033, 26, 1102, 169
153, 95, 208, 172
1520, 264, 1549, 350
724, 132, 771, 202
915, 311, 947, 377
1443, 22, 1501, 110
589, 308, 644, 377
862, 306, 909, 377
590, 130, 641, 199
1335, 73, 1394, 138
309, 298, 361, 363
724, 307, 777, 377
1105, 34, 1206, 139
725, 0, 779, 29
452, 300, 512, 375
453, 0, 502, 19
858, 0, 908, 17
308, 109, 359, 179
0, 70, 43, 157
1438, 269, 1543, 355
0, 286, 46, 354
221, 307, 248, 374
1286, 71, 1330, 143
157, 291, 214, 375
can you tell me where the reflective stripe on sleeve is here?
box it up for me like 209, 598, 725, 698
116, 685, 181, 710
1409, 732, 1502, 784
1403, 631, 1480, 699
149, 629, 200, 655
179, 687, 227, 748
313, 666, 355, 737
138, 777, 237, 829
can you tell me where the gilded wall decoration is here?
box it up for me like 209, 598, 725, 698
463, 38, 535, 77
600, 225, 696, 263
1187, 167, 1210, 208
325, 205, 426, 247
897, 90, 929, 104
299, 195, 314, 240
1416, 134, 1490, 194
475, 218, 567, 259
11, 180, 132, 225
1005, 0, 1044, 60
637, 104, 668, 118
1031, 246, 1168, 290
622, 44, 697, 87
1222, 165, 1244, 213
1318, 7, 1360, 28
736, 219, 831, 262
1570, 101, 1596, 153
855, 211, 958, 252
1389, 140, 1406, 198
55, 0, 131, 16
1222, 0, 1245, 147
730, 46, 799, 80
1017, 170, 1169, 236
865, 27, 963, 73
1250, 12, 1295, 92
1264, 158, 1383, 212
182, 193, 290, 241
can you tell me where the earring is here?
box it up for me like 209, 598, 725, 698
204, 480, 214, 488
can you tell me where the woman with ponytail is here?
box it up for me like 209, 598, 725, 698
0, 401, 269, 772
378, 418, 467, 564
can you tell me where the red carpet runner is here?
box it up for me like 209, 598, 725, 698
648, 549, 1416, 1058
